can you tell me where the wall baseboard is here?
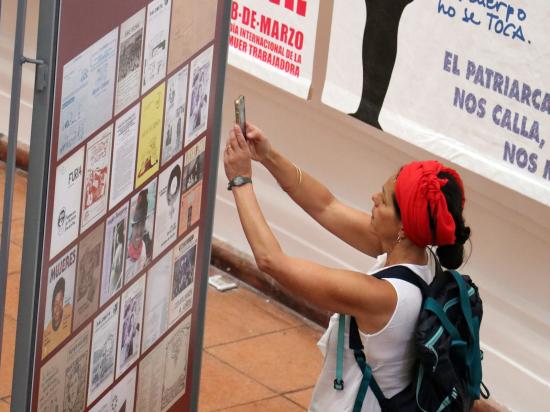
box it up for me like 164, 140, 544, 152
0, 134, 30, 170
210, 237, 331, 328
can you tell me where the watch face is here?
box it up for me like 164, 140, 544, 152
228, 176, 251, 190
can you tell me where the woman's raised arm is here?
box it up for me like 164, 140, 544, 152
245, 123, 383, 257
224, 127, 395, 332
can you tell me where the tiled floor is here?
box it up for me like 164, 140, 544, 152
0, 164, 27, 412
199, 283, 322, 411
0, 164, 323, 411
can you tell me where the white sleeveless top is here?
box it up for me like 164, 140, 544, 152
309, 253, 435, 412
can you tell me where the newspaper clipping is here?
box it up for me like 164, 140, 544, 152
115, 9, 145, 115
110, 103, 140, 209
182, 137, 205, 192
58, 28, 118, 159
136, 315, 192, 412
50, 147, 84, 259
142, 0, 172, 93
162, 66, 188, 166
81, 125, 112, 232
169, 229, 198, 325
142, 252, 171, 352
101, 202, 129, 306
136, 83, 165, 188
179, 181, 202, 236
38, 325, 91, 412
88, 299, 120, 405
126, 178, 157, 282
153, 158, 182, 258
73, 223, 104, 330
42, 245, 77, 359
185, 46, 213, 145
116, 274, 146, 378
90, 367, 137, 412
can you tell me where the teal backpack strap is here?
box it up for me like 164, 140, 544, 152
334, 314, 345, 390
424, 297, 461, 342
470, 316, 482, 398
449, 270, 475, 338
353, 355, 373, 412
349, 317, 386, 411
450, 270, 484, 398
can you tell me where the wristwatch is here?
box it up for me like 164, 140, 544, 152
227, 176, 252, 190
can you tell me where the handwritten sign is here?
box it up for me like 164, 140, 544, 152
323, 0, 550, 205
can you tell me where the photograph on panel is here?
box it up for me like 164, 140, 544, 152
182, 137, 205, 192
179, 139, 204, 235
167, 0, 218, 72
153, 157, 183, 258
73, 222, 104, 330
136, 83, 165, 188
90, 367, 137, 412
169, 228, 198, 325
58, 28, 118, 159
162, 65, 188, 166
115, 8, 146, 114
136, 315, 192, 412
178, 179, 202, 236
110, 103, 140, 209
116, 274, 146, 378
87, 299, 120, 405
42, 245, 77, 359
142, 0, 172, 93
185, 46, 213, 145
81, 125, 113, 232
100, 202, 129, 305
38, 325, 91, 412
125, 178, 157, 282
142, 251, 172, 352
50, 147, 84, 259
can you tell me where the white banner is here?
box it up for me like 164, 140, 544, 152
228, 0, 319, 98
323, 0, 550, 205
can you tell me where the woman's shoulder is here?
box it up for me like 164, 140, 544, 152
368, 252, 436, 285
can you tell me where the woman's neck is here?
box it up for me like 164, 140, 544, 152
385, 240, 427, 266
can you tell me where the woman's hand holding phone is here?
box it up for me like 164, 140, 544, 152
243, 122, 272, 164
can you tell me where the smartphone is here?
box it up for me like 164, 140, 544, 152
234, 95, 247, 139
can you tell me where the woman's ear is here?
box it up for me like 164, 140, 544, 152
397, 228, 406, 242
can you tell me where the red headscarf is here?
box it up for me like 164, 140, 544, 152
395, 160, 465, 248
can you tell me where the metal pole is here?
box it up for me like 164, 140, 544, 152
0, 0, 30, 363
189, 1, 231, 410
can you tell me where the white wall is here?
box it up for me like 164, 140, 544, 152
0, 0, 39, 147
214, 3, 550, 411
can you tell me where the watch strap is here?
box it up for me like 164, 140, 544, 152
227, 176, 252, 190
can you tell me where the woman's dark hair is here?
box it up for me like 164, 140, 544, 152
392, 171, 471, 269
435, 171, 471, 269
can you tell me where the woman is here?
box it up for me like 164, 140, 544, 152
223, 123, 470, 411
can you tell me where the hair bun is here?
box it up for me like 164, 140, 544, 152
455, 225, 470, 245
436, 243, 464, 270
435, 170, 471, 268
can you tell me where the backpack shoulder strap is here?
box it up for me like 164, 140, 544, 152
349, 316, 386, 411
373, 265, 430, 298
335, 266, 431, 411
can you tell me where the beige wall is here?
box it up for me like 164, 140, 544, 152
214, 2, 550, 411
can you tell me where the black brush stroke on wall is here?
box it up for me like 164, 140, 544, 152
351, 0, 414, 129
